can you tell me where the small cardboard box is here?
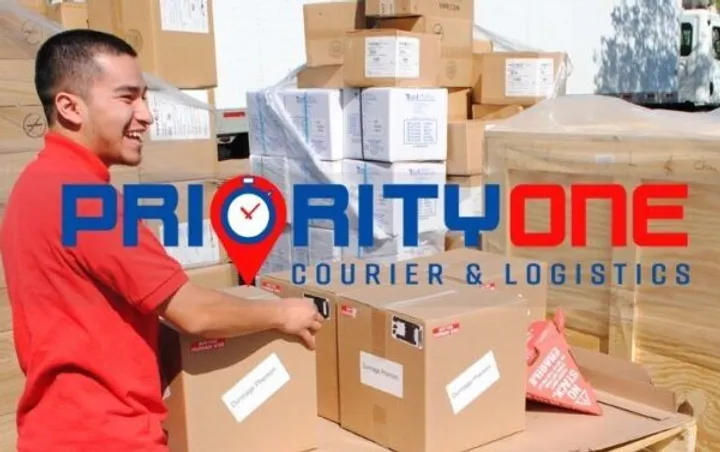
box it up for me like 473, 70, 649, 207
343, 29, 442, 88
373, 16, 473, 87
258, 262, 392, 424
480, 52, 567, 106
447, 119, 487, 175
337, 281, 528, 451
365, 0, 473, 20
448, 88, 471, 120
160, 285, 317, 452
303, 1, 365, 67
87, 0, 217, 88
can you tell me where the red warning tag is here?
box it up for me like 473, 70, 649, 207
259, 281, 281, 294
433, 322, 460, 338
525, 309, 603, 415
340, 305, 357, 318
190, 339, 226, 352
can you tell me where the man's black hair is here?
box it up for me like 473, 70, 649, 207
35, 29, 138, 126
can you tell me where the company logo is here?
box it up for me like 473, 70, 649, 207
60, 176, 691, 287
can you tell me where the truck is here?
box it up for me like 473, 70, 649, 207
210, 0, 720, 154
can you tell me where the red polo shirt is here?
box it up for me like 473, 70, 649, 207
0, 133, 189, 451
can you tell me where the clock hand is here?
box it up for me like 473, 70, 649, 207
247, 202, 261, 216
240, 206, 253, 219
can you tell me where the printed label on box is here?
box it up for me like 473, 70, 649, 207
446, 350, 500, 414
341, 305, 357, 317
433, 322, 460, 338
360, 351, 403, 398
403, 119, 438, 146
191, 338, 226, 352
147, 91, 211, 141
505, 58, 555, 97
159, 219, 221, 268
159, 0, 210, 34
221, 353, 291, 423
365, 37, 420, 79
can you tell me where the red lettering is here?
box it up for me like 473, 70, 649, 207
509, 184, 565, 247
633, 184, 688, 246
570, 184, 627, 246
509, 183, 688, 247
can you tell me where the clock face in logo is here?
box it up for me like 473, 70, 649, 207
222, 187, 277, 244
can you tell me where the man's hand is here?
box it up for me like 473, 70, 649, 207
276, 298, 324, 350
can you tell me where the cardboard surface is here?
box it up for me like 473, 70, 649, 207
447, 119, 487, 175
480, 52, 567, 106
46, 2, 88, 29
337, 281, 527, 452
303, 1, 365, 67
186, 263, 239, 288
297, 65, 347, 89
160, 285, 317, 452
365, 0, 474, 20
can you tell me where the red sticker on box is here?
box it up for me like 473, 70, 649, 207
260, 281, 280, 294
433, 322, 460, 338
190, 339, 226, 352
340, 305, 357, 317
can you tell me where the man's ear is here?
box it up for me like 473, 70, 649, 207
55, 91, 84, 126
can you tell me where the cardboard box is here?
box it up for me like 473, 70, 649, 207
0, 60, 40, 107
279, 88, 361, 161
139, 89, 218, 183
408, 248, 549, 323
343, 231, 446, 263
337, 281, 527, 451
448, 88, 470, 120
366, 0, 473, 20
142, 179, 228, 269
473, 39, 493, 54
0, 150, 39, 203
217, 157, 250, 181
341, 159, 446, 237
0, 6, 52, 59
343, 29, 442, 88
303, 1, 365, 67
87, 0, 217, 88
480, 52, 567, 106
472, 104, 524, 121
360, 87, 448, 162
46, 2, 88, 29
160, 285, 317, 452
17, 0, 47, 14
297, 65, 346, 89
447, 174, 485, 219
373, 16, 473, 87
108, 164, 139, 192
292, 227, 344, 266
0, 106, 47, 155
258, 262, 392, 423
186, 263, 239, 288
447, 119, 487, 175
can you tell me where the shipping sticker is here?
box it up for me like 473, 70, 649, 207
190, 339, 226, 352
391, 316, 423, 349
433, 322, 460, 338
303, 293, 331, 320
259, 281, 280, 294
340, 305, 357, 318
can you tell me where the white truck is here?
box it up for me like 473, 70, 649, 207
210, 0, 720, 155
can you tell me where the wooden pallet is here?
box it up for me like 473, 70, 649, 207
612, 420, 697, 451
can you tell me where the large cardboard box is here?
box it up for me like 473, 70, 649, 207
408, 248, 549, 323
258, 262, 392, 423
359, 87, 448, 162
186, 263, 239, 288
0, 106, 46, 155
480, 52, 567, 106
142, 179, 228, 269
160, 285, 317, 452
366, 0, 473, 20
448, 88, 471, 120
337, 281, 527, 451
303, 1, 365, 67
373, 16, 473, 87
343, 29, 442, 88
0, 5, 52, 60
216, 157, 250, 181
139, 89, 218, 183
447, 119, 486, 175
46, 2, 88, 29
297, 65, 346, 89
0, 60, 40, 108
86, 0, 217, 88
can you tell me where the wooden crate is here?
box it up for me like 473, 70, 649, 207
481, 100, 720, 451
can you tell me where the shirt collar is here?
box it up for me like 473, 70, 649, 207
42, 132, 111, 182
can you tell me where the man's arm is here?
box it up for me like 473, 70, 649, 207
156, 282, 323, 350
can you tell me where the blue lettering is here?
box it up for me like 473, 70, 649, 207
526, 263, 541, 285
652, 263, 667, 285
444, 184, 501, 247
292, 264, 306, 284
383, 184, 438, 247
590, 263, 605, 285
317, 263, 331, 285
676, 263, 691, 285
405, 262, 419, 284
505, 263, 516, 285
124, 184, 180, 246
61, 184, 116, 246
293, 184, 350, 247
551, 264, 565, 285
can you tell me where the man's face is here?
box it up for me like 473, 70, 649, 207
81, 53, 153, 166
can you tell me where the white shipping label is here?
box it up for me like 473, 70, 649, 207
221, 353, 291, 423
159, 219, 221, 268
147, 92, 211, 141
360, 351, 403, 398
365, 37, 420, 79
459, 185, 484, 217
446, 351, 500, 415
505, 58, 555, 97
404, 119, 438, 146
160, 0, 210, 34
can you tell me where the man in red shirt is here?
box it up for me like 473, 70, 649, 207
0, 30, 322, 451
